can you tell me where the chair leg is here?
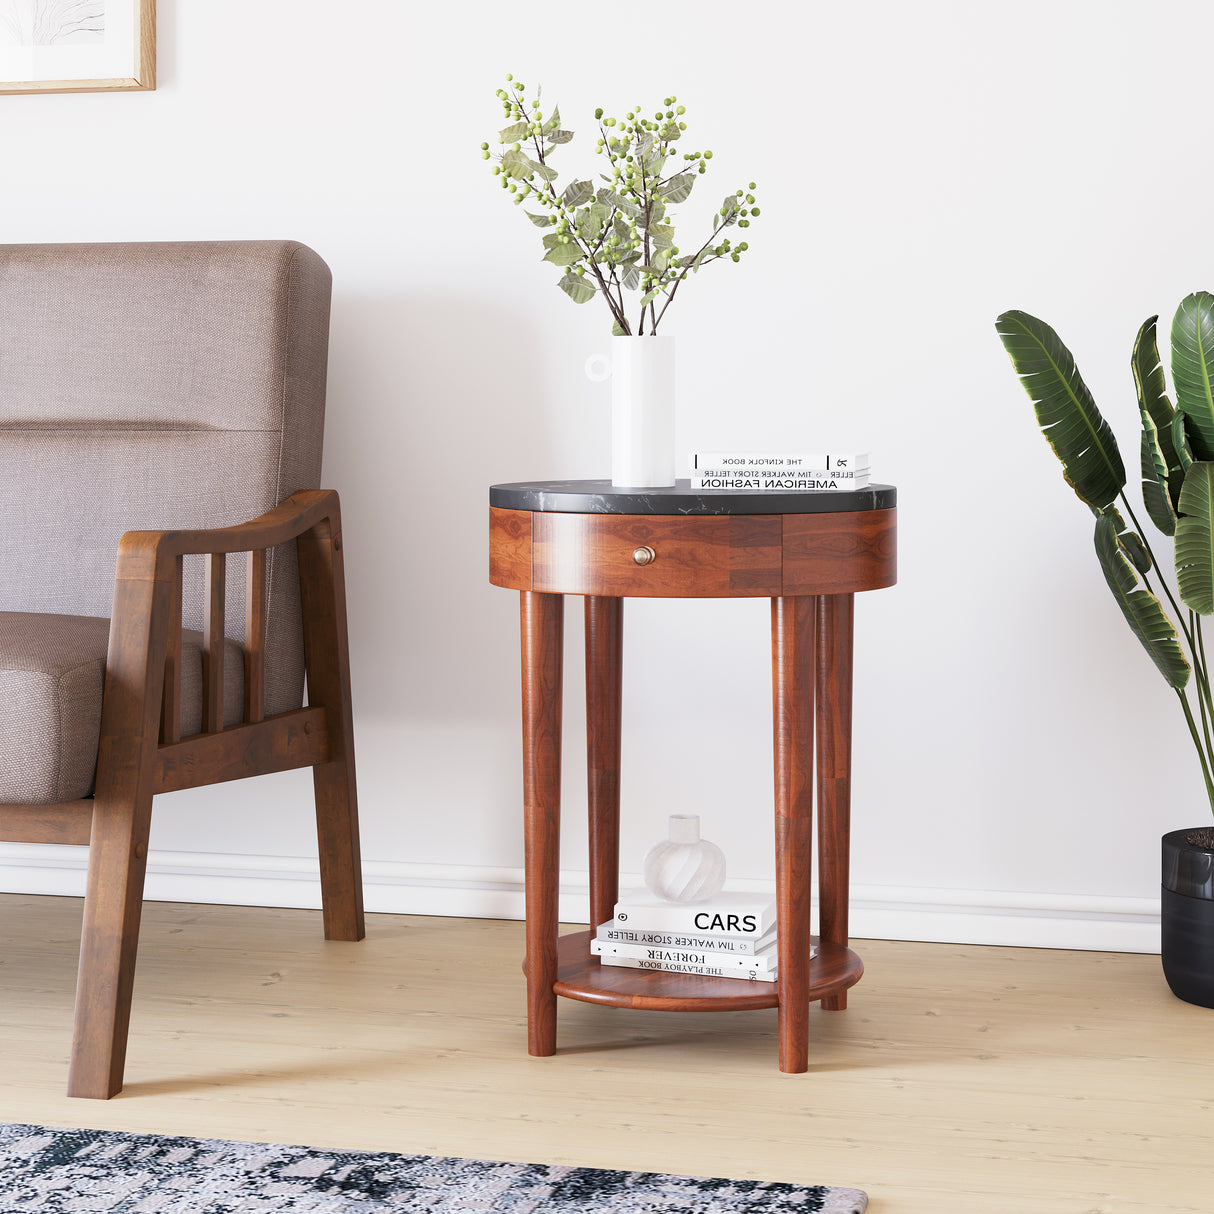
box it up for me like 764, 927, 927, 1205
67, 544, 172, 1099
298, 507, 365, 942
68, 791, 154, 1099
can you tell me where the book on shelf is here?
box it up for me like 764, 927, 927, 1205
596, 922, 776, 956
592, 936, 781, 973
596, 953, 779, 982
611, 890, 777, 938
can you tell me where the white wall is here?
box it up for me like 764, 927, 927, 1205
4, 0, 1206, 951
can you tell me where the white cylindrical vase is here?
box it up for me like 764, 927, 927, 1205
643, 814, 726, 904
610, 335, 676, 488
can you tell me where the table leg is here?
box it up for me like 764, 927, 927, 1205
816, 594, 854, 1012
585, 596, 623, 934
520, 591, 564, 1056
771, 595, 816, 1074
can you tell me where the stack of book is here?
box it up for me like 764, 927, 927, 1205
592, 890, 781, 982
689, 452, 870, 492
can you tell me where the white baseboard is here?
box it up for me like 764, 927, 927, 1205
0, 844, 1162, 954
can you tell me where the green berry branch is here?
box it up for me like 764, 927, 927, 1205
482, 75, 759, 335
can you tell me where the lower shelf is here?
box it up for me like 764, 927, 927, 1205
545, 929, 863, 1012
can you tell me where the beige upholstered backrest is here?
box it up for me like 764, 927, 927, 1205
0, 241, 332, 716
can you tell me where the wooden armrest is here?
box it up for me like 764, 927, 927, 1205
114, 489, 340, 578
107, 489, 344, 742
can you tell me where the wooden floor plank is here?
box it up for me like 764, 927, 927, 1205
0, 893, 1209, 1213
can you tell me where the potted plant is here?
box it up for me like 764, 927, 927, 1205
483, 76, 759, 488
997, 297, 1214, 1006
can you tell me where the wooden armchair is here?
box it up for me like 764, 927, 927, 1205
0, 241, 363, 1098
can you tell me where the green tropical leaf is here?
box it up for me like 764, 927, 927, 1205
1141, 428, 1177, 535
1171, 292, 1214, 460
558, 274, 596, 304
995, 310, 1126, 510
1133, 315, 1182, 528
1094, 514, 1189, 688
1173, 410, 1195, 471
1176, 462, 1214, 614
663, 173, 696, 204
562, 179, 594, 208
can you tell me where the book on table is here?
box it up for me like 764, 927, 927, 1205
689, 451, 870, 492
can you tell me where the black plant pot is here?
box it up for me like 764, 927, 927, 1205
1161, 828, 1214, 1008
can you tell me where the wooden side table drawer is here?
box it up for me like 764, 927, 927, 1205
532, 512, 782, 597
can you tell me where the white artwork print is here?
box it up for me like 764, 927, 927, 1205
0, 1, 106, 47
0, 0, 135, 85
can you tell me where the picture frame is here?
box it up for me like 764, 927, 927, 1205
0, 0, 155, 95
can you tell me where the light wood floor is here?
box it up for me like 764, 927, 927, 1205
1, 894, 1209, 1213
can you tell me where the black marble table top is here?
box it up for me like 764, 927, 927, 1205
490, 479, 896, 516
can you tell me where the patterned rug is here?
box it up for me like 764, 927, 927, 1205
0, 1123, 867, 1212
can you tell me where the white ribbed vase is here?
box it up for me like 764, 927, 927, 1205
643, 814, 726, 904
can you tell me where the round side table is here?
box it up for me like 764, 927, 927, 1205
489, 479, 897, 1072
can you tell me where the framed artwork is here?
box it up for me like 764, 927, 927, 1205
0, 0, 155, 95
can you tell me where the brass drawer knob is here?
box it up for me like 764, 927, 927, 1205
632, 545, 657, 566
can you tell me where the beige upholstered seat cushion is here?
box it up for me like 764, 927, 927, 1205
0, 612, 244, 805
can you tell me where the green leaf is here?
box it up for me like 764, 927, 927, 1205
1177, 462, 1214, 614
640, 287, 662, 305
644, 248, 671, 275
663, 173, 695, 204
1173, 410, 1196, 471
995, 310, 1126, 510
1135, 315, 1182, 530
621, 264, 640, 291
1094, 513, 1189, 688
542, 242, 584, 267
1119, 527, 1152, 574
542, 105, 561, 135
649, 223, 674, 249
524, 211, 554, 228
578, 208, 604, 243
547, 130, 574, 145
528, 158, 558, 182
611, 320, 629, 336
499, 121, 531, 142
562, 179, 594, 208
597, 187, 641, 219
500, 149, 534, 181
1172, 292, 1214, 460
558, 274, 596, 304
1141, 428, 1177, 535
